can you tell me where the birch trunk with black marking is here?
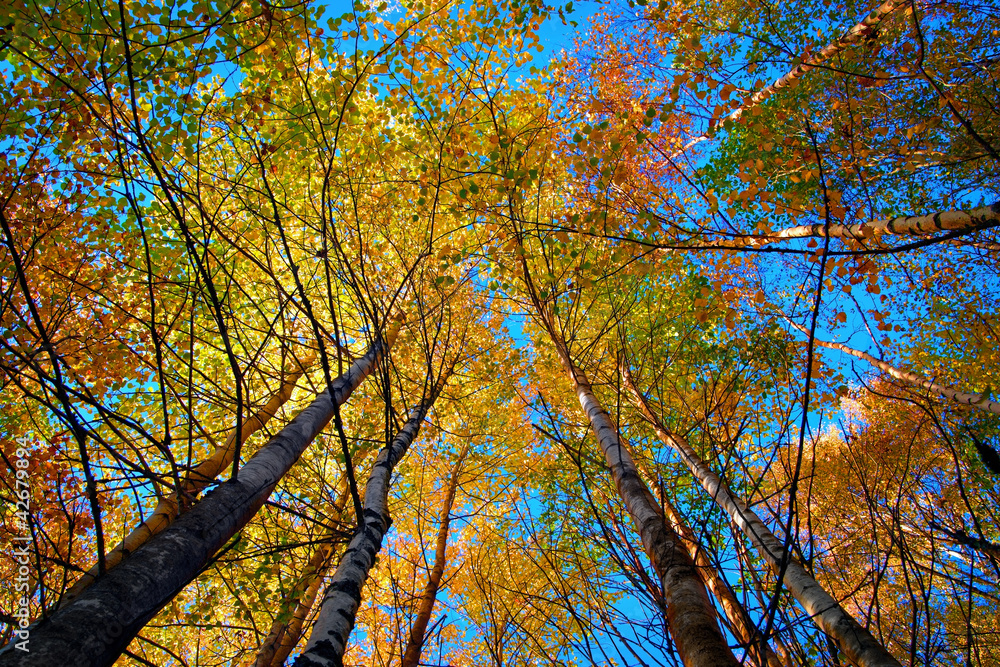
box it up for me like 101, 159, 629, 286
677, 0, 910, 156
259, 446, 379, 667
255, 487, 351, 667
540, 331, 738, 667
0, 324, 399, 667
514, 241, 735, 666
802, 331, 1000, 416
399, 444, 469, 667
63, 355, 314, 607
649, 477, 786, 667
620, 362, 903, 667
702, 202, 1000, 249
724, 0, 909, 124
768, 202, 1000, 241
293, 373, 450, 667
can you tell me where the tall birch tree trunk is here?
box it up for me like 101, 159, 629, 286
293, 371, 451, 667
620, 362, 903, 667
799, 330, 1000, 416
767, 202, 1000, 242
63, 354, 314, 606
255, 487, 351, 667
0, 323, 400, 667
399, 444, 469, 667
646, 474, 786, 667
529, 314, 738, 667
706, 202, 1000, 249
722, 0, 909, 124
676, 0, 910, 156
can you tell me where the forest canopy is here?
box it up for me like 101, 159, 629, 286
1, 0, 998, 666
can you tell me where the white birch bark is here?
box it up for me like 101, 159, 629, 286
292, 374, 449, 667
256, 546, 336, 667
806, 332, 1000, 416
516, 249, 736, 665
531, 322, 739, 667
652, 480, 787, 667
0, 325, 399, 667
700, 202, 1000, 250
768, 202, 999, 241
724, 0, 910, 125
620, 363, 903, 667
676, 0, 910, 157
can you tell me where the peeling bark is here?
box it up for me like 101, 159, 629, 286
293, 372, 450, 667
0, 325, 399, 667
621, 363, 902, 667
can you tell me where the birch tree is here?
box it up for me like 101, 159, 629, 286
294, 368, 453, 667
620, 361, 902, 667
0, 324, 399, 667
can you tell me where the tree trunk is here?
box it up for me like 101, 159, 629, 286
648, 475, 786, 667
800, 329, 1000, 416
62, 354, 314, 606
677, 0, 910, 155
293, 371, 450, 667
620, 362, 903, 667
399, 444, 469, 667
727, 0, 909, 124
256, 541, 338, 667
706, 202, 1000, 248
258, 444, 381, 667
255, 487, 351, 667
0, 323, 400, 667
533, 316, 738, 667
768, 202, 1000, 242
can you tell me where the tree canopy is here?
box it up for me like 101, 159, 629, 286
1, 0, 998, 665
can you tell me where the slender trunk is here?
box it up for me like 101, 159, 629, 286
268, 565, 327, 667
768, 202, 1000, 242
801, 330, 1000, 416
535, 321, 738, 667
693, 202, 998, 251
62, 355, 313, 606
511, 228, 736, 667
727, 0, 909, 124
678, 0, 910, 155
708, 202, 1000, 248
261, 445, 380, 667
732, 532, 807, 667
256, 542, 338, 667
649, 476, 786, 667
0, 323, 400, 667
620, 363, 903, 667
255, 488, 351, 667
399, 444, 469, 667
293, 372, 450, 667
